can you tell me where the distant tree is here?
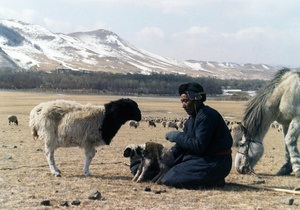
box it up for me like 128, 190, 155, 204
0, 68, 268, 96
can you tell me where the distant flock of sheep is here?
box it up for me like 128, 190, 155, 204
128, 116, 243, 132
128, 116, 187, 130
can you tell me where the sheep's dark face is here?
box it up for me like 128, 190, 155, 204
102, 99, 141, 145
122, 99, 141, 122
105, 98, 141, 124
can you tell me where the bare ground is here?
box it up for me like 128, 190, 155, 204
0, 90, 300, 209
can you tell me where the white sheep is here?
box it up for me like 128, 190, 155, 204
176, 121, 184, 129
8, 115, 18, 125
166, 121, 178, 130
148, 120, 156, 127
129, 120, 139, 129
29, 98, 141, 177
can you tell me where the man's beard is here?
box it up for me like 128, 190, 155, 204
185, 108, 194, 115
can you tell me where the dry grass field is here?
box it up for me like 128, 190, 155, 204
1, 90, 300, 209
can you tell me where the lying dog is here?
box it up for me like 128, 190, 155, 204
124, 143, 160, 181
124, 142, 174, 184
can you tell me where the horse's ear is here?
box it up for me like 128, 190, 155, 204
232, 124, 246, 147
241, 124, 247, 134
239, 124, 248, 144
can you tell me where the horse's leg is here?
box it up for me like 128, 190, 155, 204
283, 118, 300, 177
45, 143, 61, 177
275, 126, 293, 176
84, 145, 96, 176
276, 125, 293, 176
276, 146, 292, 175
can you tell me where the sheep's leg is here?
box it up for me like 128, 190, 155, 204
45, 144, 60, 177
84, 145, 96, 176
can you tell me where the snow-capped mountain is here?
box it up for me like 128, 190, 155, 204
0, 19, 281, 80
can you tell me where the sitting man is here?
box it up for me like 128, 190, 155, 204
125, 83, 233, 189
160, 82, 233, 189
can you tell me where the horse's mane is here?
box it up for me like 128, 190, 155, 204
243, 68, 291, 135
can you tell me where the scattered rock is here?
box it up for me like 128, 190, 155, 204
88, 189, 101, 200
36, 148, 43, 152
71, 200, 81, 206
293, 187, 300, 191
13, 146, 17, 148
253, 177, 265, 184
281, 197, 294, 205
2, 155, 13, 160
60, 201, 69, 207
144, 186, 151, 192
40, 200, 51, 206
154, 189, 167, 194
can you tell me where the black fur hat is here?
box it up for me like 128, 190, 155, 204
178, 83, 206, 102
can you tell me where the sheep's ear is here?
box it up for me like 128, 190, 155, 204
123, 148, 132, 157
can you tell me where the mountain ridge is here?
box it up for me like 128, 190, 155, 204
0, 19, 283, 80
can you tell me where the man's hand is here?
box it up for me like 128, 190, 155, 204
165, 131, 180, 142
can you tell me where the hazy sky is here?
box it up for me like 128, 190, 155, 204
0, 0, 299, 67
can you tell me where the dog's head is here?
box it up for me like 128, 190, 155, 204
123, 144, 145, 158
123, 144, 146, 176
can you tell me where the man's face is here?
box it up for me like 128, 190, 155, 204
180, 93, 195, 115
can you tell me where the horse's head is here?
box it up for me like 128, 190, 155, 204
232, 123, 264, 174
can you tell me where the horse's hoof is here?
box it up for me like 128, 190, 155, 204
54, 173, 61, 177
275, 162, 292, 176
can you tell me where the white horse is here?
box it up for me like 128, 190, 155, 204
233, 68, 300, 177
